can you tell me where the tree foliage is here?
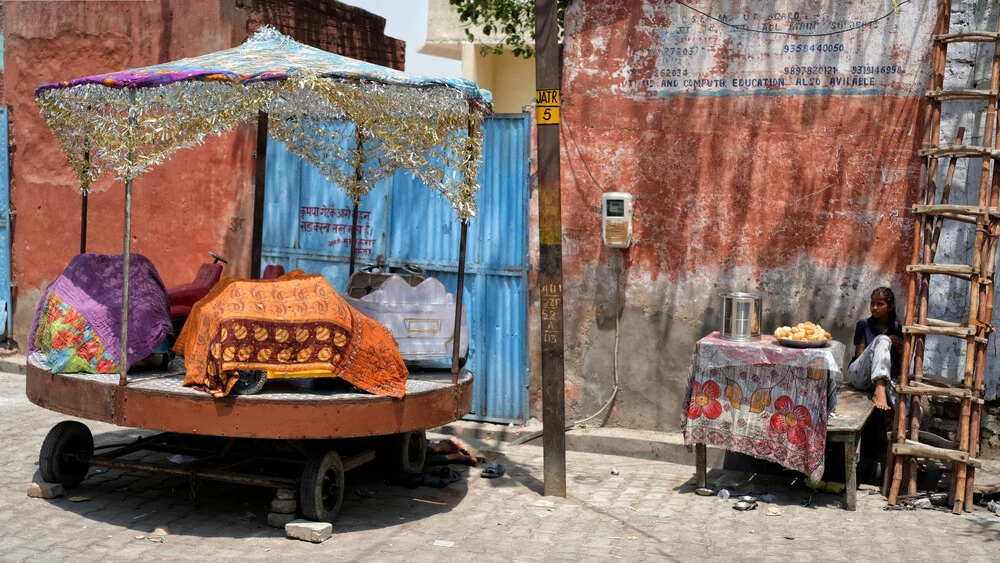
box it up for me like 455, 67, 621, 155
448, 0, 568, 59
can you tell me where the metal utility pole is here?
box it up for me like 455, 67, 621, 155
535, 0, 566, 497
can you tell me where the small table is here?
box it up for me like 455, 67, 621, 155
685, 333, 845, 489
695, 387, 875, 510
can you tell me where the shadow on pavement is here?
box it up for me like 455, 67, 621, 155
28, 425, 484, 539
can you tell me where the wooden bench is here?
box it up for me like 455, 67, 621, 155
694, 386, 876, 511
827, 386, 877, 510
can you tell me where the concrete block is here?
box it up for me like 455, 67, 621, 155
275, 488, 297, 500
27, 482, 64, 499
271, 498, 297, 514
285, 520, 332, 543
267, 512, 297, 528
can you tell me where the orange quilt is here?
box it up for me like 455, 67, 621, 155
173, 270, 408, 398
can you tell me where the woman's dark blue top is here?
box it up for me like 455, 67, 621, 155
853, 317, 903, 347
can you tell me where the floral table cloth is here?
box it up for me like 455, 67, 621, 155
682, 332, 846, 481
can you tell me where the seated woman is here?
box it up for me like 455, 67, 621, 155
848, 287, 903, 411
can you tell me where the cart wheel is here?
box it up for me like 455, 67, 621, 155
378, 430, 427, 475
230, 370, 267, 395
39, 421, 93, 488
300, 450, 345, 523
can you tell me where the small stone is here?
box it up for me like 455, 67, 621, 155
267, 512, 298, 528
271, 498, 297, 514
151, 526, 169, 537
27, 482, 64, 499
912, 498, 933, 509
276, 488, 297, 500
285, 520, 333, 543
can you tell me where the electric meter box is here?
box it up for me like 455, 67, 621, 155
601, 192, 634, 248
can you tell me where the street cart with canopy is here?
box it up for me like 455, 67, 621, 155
26, 27, 491, 523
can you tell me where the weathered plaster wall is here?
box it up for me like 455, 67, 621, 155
4, 0, 404, 349
553, 0, 970, 431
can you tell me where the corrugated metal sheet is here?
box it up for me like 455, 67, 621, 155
0, 108, 10, 335
262, 114, 530, 422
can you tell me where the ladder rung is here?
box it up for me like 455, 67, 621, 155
906, 264, 978, 277
925, 318, 966, 328
918, 146, 999, 159
907, 264, 977, 275
927, 89, 999, 101
893, 440, 981, 468
934, 31, 1000, 44
904, 324, 977, 338
912, 204, 993, 216
897, 381, 972, 399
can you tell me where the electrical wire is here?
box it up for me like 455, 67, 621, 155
571, 255, 622, 428
675, 0, 911, 38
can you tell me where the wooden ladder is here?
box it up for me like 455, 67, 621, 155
887, 1, 1000, 514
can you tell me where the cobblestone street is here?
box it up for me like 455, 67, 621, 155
2, 371, 1000, 561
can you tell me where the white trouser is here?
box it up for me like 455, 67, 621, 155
848, 334, 896, 406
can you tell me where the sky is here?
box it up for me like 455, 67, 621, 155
340, 0, 463, 78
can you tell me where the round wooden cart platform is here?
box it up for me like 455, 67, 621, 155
27, 359, 473, 523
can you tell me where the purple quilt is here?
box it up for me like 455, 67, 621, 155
29, 253, 171, 372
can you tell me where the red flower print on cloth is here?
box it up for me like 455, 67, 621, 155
688, 381, 723, 420
769, 396, 812, 445
46, 303, 63, 324
96, 358, 116, 373
51, 329, 83, 350
77, 340, 100, 362
63, 308, 83, 327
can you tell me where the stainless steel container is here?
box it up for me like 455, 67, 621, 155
720, 292, 762, 341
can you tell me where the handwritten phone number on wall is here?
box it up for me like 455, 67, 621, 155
850, 65, 903, 75
784, 66, 839, 76
782, 44, 845, 53
663, 46, 700, 57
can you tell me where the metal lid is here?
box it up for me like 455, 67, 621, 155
724, 292, 760, 299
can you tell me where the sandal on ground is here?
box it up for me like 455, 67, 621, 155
480, 462, 505, 479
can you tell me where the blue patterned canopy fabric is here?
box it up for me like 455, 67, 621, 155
35, 27, 492, 218
36, 27, 492, 105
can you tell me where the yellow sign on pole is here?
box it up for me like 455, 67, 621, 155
536, 89, 560, 125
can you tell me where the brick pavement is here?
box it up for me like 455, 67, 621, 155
2, 371, 1000, 562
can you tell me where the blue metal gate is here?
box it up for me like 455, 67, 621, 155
262, 114, 530, 423
0, 108, 11, 338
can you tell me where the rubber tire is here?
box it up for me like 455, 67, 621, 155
229, 370, 267, 395
379, 430, 427, 475
299, 450, 345, 523
39, 421, 93, 488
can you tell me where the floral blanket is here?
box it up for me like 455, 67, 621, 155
682, 333, 845, 482
29, 253, 172, 373
173, 270, 408, 398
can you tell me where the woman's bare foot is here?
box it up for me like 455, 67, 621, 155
873, 380, 891, 410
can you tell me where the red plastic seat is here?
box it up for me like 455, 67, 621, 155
167, 263, 223, 314
262, 264, 286, 279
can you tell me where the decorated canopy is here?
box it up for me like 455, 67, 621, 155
36, 27, 493, 218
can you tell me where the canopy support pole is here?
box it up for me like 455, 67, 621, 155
452, 107, 477, 384
119, 90, 137, 387
451, 220, 468, 384
349, 126, 365, 276
80, 147, 89, 254
250, 110, 268, 280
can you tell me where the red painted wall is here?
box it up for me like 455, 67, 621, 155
4, 0, 404, 349
550, 0, 928, 430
